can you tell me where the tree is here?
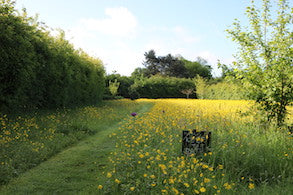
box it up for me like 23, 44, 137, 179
181, 89, 194, 99
182, 57, 212, 79
226, 0, 292, 126
109, 79, 120, 97
143, 50, 160, 76
143, 50, 188, 78
131, 67, 148, 79
194, 75, 207, 99
159, 54, 188, 78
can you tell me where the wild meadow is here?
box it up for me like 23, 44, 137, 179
99, 99, 292, 194
0, 100, 149, 185
1, 1, 292, 194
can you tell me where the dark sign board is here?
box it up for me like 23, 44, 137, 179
182, 129, 211, 155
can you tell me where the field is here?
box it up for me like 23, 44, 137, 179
100, 99, 292, 194
0, 100, 153, 185
0, 99, 292, 194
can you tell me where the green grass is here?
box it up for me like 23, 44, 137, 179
1, 99, 292, 194
95, 99, 292, 194
0, 100, 153, 194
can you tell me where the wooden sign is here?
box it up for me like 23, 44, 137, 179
182, 129, 211, 155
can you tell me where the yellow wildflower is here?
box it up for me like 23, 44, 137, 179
115, 179, 121, 184
199, 187, 206, 192
248, 183, 255, 189
204, 178, 211, 183
172, 187, 179, 194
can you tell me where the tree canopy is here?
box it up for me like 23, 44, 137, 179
141, 50, 212, 79
226, 0, 293, 126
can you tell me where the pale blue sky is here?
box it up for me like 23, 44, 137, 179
14, 0, 273, 76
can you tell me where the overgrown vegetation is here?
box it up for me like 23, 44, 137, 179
130, 76, 195, 99
0, 100, 148, 185
226, 0, 293, 126
98, 99, 293, 194
195, 76, 246, 100
104, 74, 134, 99
0, 0, 105, 111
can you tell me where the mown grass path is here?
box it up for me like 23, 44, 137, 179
0, 102, 153, 194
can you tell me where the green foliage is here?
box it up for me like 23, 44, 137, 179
226, 0, 293, 126
104, 74, 134, 98
0, 1, 105, 111
130, 76, 195, 98
194, 75, 207, 99
182, 57, 212, 79
205, 81, 247, 100
194, 76, 246, 100
142, 50, 212, 79
131, 67, 148, 79
108, 79, 120, 96
0, 100, 152, 185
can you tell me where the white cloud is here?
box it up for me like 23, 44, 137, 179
78, 7, 137, 37
64, 8, 231, 77
63, 7, 141, 76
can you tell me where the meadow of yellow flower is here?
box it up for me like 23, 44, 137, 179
100, 99, 292, 194
1, 99, 292, 193
0, 99, 146, 185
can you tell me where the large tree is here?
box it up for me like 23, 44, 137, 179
142, 50, 212, 78
143, 50, 160, 76
182, 57, 212, 79
226, 0, 292, 126
143, 50, 188, 77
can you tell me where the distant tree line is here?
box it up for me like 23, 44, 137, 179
105, 55, 249, 100
105, 50, 215, 99
131, 50, 212, 79
0, 1, 105, 111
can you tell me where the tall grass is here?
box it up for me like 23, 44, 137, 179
0, 100, 146, 185
99, 99, 292, 194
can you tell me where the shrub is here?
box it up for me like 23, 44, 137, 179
130, 76, 195, 98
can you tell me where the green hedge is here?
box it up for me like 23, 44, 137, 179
104, 74, 134, 98
130, 76, 195, 99
0, 2, 105, 111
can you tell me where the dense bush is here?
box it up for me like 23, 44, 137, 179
0, 1, 105, 111
195, 76, 246, 100
104, 74, 134, 99
205, 81, 246, 100
130, 76, 195, 99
